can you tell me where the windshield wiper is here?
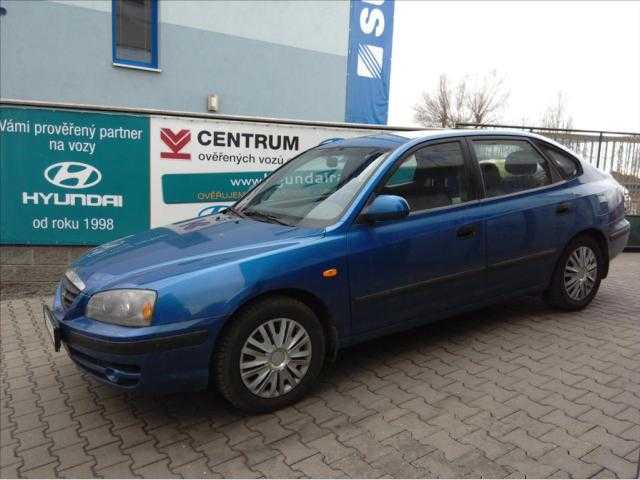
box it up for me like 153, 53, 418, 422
223, 206, 246, 218
243, 209, 291, 226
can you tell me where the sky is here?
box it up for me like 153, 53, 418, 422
387, 1, 640, 132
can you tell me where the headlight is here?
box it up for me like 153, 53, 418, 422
86, 289, 156, 327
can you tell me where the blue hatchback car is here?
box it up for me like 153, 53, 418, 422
45, 130, 630, 412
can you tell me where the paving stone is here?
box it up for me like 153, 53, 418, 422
581, 446, 638, 479
80, 424, 119, 451
380, 431, 436, 462
54, 442, 93, 471
321, 414, 367, 443
373, 451, 431, 478
412, 449, 466, 477
540, 409, 596, 436
211, 456, 262, 478
133, 459, 177, 478
539, 427, 599, 458
580, 426, 639, 458
236, 435, 281, 466
428, 412, 476, 438
578, 408, 635, 435
470, 394, 516, 419
3, 257, 640, 479
307, 433, 357, 464
0, 442, 21, 468
501, 410, 555, 438
20, 461, 58, 478
17, 443, 56, 472
538, 447, 601, 478
456, 448, 513, 478
390, 413, 440, 440
253, 453, 304, 478
351, 413, 402, 444
196, 435, 241, 467
159, 440, 203, 469
89, 442, 130, 471
172, 457, 221, 478
291, 452, 347, 478
94, 460, 136, 478
421, 429, 475, 461
285, 416, 331, 443
271, 434, 318, 465
574, 378, 623, 400
343, 432, 395, 462
247, 416, 293, 444
15, 426, 49, 452
434, 395, 480, 420
459, 428, 516, 460
0, 462, 22, 478
502, 428, 555, 459
505, 394, 554, 419
494, 447, 557, 478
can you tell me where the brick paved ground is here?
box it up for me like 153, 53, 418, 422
1, 253, 639, 478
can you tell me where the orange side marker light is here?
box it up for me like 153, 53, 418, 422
323, 268, 338, 278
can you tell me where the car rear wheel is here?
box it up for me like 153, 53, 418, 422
544, 235, 604, 311
213, 296, 325, 413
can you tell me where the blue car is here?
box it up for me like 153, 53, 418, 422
44, 130, 630, 412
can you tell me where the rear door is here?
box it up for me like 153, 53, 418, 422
347, 139, 487, 334
467, 136, 573, 297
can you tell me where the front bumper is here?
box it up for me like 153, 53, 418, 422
49, 294, 224, 393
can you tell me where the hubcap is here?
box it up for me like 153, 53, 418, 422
564, 246, 597, 301
240, 318, 312, 398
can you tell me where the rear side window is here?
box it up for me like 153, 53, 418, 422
471, 139, 552, 198
541, 146, 580, 178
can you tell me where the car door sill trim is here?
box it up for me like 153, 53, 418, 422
354, 267, 486, 303
488, 248, 557, 270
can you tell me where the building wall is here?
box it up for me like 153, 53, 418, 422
0, 0, 350, 121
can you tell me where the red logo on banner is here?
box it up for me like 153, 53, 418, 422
160, 128, 191, 160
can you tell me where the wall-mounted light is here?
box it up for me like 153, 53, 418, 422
207, 94, 219, 112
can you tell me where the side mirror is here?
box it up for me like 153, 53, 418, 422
361, 195, 410, 223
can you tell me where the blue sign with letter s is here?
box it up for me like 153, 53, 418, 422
345, 0, 395, 125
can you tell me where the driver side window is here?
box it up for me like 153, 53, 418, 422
379, 141, 474, 212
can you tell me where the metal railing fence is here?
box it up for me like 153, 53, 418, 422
455, 123, 640, 215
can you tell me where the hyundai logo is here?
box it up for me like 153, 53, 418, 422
44, 162, 102, 189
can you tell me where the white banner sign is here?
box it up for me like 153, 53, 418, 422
150, 116, 381, 226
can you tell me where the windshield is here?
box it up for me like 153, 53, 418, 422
234, 146, 390, 227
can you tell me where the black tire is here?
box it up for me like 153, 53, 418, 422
213, 296, 325, 413
544, 235, 604, 311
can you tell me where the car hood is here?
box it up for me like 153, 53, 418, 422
72, 214, 322, 292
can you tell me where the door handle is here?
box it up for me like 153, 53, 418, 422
556, 202, 572, 214
456, 224, 477, 239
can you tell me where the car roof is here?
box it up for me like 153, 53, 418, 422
328, 129, 560, 150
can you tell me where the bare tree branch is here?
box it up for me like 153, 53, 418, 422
413, 71, 509, 127
467, 70, 510, 124
541, 91, 574, 130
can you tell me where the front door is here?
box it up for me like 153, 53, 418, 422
347, 140, 486, 334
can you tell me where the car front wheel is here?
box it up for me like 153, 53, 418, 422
544, 235, 604, 310
213, 296, 325, 413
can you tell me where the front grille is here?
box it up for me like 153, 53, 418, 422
60, 271, 83, 309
